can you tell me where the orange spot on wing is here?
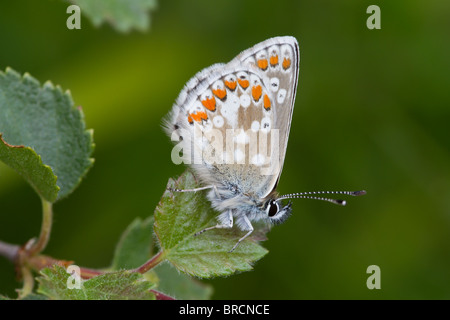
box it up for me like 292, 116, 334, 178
212, 88, 227, 100
270, 55, 278, 67
201, 97, 216, 111
263, 94, 271, 110
238, 79, 249, 89
282, 58, 291, 70
225, 80, 237, 91
190, 111, 208, 122
188, 115, 193, 124
257, 59, 268, 71
252, 85, 262, 102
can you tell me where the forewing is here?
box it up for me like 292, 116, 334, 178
232, 36, 300, 195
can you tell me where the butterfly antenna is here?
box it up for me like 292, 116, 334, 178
278, 190, 366, 206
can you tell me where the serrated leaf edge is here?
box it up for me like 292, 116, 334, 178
0, 67, 95, 201
0, 133, 59, 202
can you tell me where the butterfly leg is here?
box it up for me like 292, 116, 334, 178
169, 184, 221, 199
229, 215, 254, 253
169, 185, 213, 193
194, 210, 233, 236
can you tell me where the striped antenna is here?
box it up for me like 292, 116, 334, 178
277, 190, 366, 206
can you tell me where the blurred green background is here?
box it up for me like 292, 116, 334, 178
1, 0, 450, 299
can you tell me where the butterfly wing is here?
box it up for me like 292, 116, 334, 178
164, 37, 299, 199
231, 36, 300, 196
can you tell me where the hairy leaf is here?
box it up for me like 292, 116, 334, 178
153, 263, 213, 300
154, 171, 269, 279
0, 68, 94, 202
37, 265, 155, 300
111, 216, 155, 270
111, 214, 213, 299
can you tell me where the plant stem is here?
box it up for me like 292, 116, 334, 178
79, 267, 104, 279
132, 251, 165, 274
26, 253, 104, 279
28, 198, 53, 256
151, 289, 175, 300
18, 266, 34, 299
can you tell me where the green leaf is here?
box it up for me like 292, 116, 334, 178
153, 263, 213, 300
154, 171, 269, 279
111, 216, 155, 270
111, 215, 213, 299
0, 68, 94, 202
71, 0, 158, 33
0, 135, 59, 202
37, 265, 155, 300
20, 293, 48, 300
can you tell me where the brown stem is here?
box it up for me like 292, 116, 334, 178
79, 267, 105, 279
132, 251, 165, 274
151, 289, 175, 300
26, 254, 73, 271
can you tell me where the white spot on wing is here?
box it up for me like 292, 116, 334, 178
213, 116, 224, 128
251, 120, 260, 132
225, 74, 236, 83
200, 89, 213, 101
212, 80, 224, 90
220, 93, 240, 127
268, 45, 280, 69
244, 56, 255, 66
270, 77, 280, 92
240, 94, 251, 108
277, 89, 287, 104
261, 117, 271, 133
189, 100, 204, 114
281, 44, 293, 59
250, 74, 261, 86
256, 49, 268, 61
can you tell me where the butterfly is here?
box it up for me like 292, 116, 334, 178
164, 36, 365, 252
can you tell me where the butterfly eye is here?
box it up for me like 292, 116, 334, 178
267, 200, 279, 217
